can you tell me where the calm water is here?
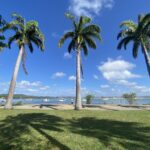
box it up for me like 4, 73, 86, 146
0, 98, 150, 105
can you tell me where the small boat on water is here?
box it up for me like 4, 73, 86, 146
102, 98, 109, 101
59, 99, 64, 102
82, 99, 86, 102
43, 98, 49, 102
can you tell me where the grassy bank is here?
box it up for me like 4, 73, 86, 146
0, 110, 149, 150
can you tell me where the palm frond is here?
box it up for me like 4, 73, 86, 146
137, 13, 150, 34
1, 21, 19, 32
12, 13, 25, 24
85, 32, 102, 42
117, 29, 133, 39
81, 42, 88, 56
30, 36, 44, 51
78, 16, 91, 30
120, 20, 137, 31
8, 34, 20, 48
58, 32, 74, 48
27, 41, 34, 53
84, 36, 96, 49
83, 24, 101, 33
0, 41, 7, 50
117, 36, 133, 50
68, 39, 76, 53
132, 41, 140, 58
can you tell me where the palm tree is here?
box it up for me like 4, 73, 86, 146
59, 13, 102, 110
3, 13, 44, 109
117, 13, 150, 77
0, 15, 7, 50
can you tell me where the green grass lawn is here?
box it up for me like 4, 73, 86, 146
0, 110, 149, 150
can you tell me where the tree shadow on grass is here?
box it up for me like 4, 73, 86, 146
0, 113, 150, 150
0, 113, 70, 150
68, 117, 150, 149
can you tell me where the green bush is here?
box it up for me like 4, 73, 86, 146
86, 95, 94, 104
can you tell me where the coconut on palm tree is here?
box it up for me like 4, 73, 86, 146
2, 13, 44, 109
117, 13, 150, 76
59, 13, 102, 110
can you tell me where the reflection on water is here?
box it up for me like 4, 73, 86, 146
0, 98, 150, 105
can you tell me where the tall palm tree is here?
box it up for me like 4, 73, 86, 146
3, 13, 44, 109
0, 15, 7, 50
117, 13, 150, 77
59, 13, 102, 110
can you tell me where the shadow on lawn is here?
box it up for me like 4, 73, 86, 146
0, 113, 149, 150
0, 113, 70, 150
68, 117, 150, 149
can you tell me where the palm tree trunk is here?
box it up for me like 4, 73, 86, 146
143, 45, 150, 77
4, 46, 24, 109
75, 48, 82, 110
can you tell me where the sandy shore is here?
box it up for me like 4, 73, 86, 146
0, 104, 150, 110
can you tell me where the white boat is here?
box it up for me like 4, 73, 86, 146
59, 99, 64, 102
102, 98, 109, 101
43, 98, 49, 102
82, 99, 86, 102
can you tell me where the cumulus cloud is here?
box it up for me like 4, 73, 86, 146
0, 80, 50, 95
68, 75, 76, 81
17, 80, 41, 88
100, 84, 110, 88
98, 58, 141, 81
64, 52, 72, 59
69, 0, 114, 17
116, 80, 150, 94
51, 72, 66, 79
96, 58, 150, 96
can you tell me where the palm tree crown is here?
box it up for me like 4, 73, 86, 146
117, 13, 150, 76
2, 13, 44, 73
59, 13, 102, 55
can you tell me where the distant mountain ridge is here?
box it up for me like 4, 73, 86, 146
0, 94, 75, 99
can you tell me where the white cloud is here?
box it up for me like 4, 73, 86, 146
100, 84, 110, 88
64, 52, 72, 59
69, 0, 114, 17
68, 75, 76, 81
17, 80, 41, 88
93, 75, 99, 80
96, 58, 150, 96
0, 80, 51, 95
27, 89, 38, 92
98, 58, 141, 81
116, 80, 150, 94
39, 86, 50, 90
51, 72, 66, 79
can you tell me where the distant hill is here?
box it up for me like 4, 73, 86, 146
0, 94, 55, 99
0, 94, 75, 99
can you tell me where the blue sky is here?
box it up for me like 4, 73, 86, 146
0, 0, 150, 96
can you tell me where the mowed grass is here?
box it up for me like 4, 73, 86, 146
0, 110, 149, 150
